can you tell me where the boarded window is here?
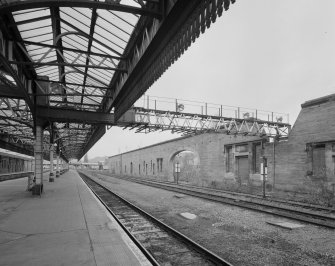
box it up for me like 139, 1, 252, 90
312, 145, 326, 177
253, 143, 261, 173
226, 146, 233, 172
157, 158, 163, 172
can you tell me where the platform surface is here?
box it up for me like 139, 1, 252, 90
0, 170, 151, 266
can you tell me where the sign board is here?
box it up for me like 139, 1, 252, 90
260, 163, 268, 180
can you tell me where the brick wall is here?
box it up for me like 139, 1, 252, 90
106, 133, 261, 187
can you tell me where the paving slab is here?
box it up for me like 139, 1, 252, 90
0, 170, 151, 266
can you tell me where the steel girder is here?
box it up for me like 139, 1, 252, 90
129, 108, 291, 137
0, 0, 162, 18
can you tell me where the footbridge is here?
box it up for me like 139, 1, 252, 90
123, 95, 291, 137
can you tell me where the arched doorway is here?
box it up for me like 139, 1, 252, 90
169, 150, 200, 184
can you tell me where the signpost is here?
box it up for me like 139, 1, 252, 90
261, 156, 268, 198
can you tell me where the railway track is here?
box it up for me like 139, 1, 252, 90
91, 172, 335, 229
0, 170, 55, 182
79, 172, 232, 266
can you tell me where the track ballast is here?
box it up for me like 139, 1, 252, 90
79, 172, 232, 266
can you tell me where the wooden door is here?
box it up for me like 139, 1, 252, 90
237, 156, 249, 184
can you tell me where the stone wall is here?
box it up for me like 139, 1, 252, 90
265, 95, 335, 192
106, 133, 261, 187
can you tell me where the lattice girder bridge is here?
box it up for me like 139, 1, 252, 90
126, 107, 291, 137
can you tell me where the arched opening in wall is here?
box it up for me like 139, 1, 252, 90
170, 151, 200, 185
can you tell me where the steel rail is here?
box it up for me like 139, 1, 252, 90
126, 176, 335, 214
79, 172, 159, 266
79, 171, 233, 266
94, 172, 335, 229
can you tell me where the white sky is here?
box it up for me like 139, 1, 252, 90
87, 0, 335, 159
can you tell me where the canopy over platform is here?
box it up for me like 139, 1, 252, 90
0, 0, 236, 161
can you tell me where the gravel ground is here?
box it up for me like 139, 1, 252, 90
88, 172, 335, 266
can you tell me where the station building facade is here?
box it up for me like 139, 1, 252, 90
106, 95, 335, 202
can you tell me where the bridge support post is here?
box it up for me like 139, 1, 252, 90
32, 125, 44, 195
49, 144, 54, 182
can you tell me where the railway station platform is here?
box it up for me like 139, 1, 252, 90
0, 170, 151, 266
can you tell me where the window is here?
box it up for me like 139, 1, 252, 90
312, 144, 326, 177
153, 163, 155, 175
157, 158, 163, 172
146, 164, 148, 175
226, 146, 233, 173
253, 143, 261, 173
139, 164, 141, 174
130, 162, 133, 174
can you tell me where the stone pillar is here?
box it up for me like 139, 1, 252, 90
49, 144, 54, 182
33, 125, 44, 195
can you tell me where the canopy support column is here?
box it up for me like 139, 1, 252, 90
32, 125, 44, 195
49, 144, 54, 182
56, 143, 60, 178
